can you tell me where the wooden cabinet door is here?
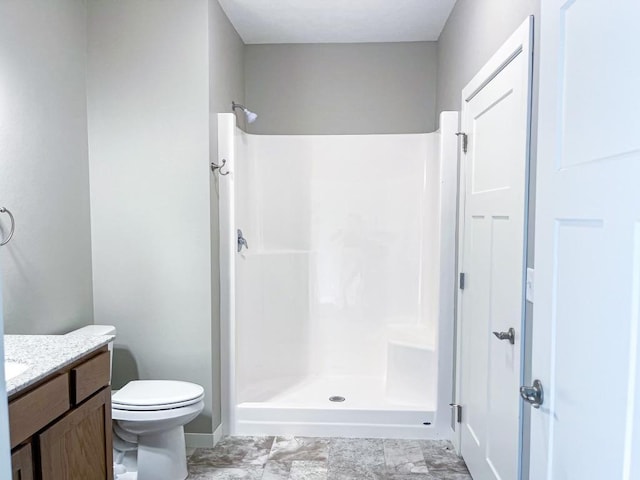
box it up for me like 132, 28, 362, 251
38, 387, 113, 480
11, 443, 34, 480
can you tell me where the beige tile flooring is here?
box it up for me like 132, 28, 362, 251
187, 436, 472, 479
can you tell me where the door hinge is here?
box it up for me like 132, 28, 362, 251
450, 403, 462, 424
459, 272, 466, 290
455, 132, 468, 154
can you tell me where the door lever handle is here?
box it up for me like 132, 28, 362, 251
520, 380, 544, 408
492, 328, 515, 344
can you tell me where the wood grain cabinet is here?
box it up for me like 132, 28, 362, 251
39, 387, 112, 480
11, 443, 34, 480
8, 347, 113, 480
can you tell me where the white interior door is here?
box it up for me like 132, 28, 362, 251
457, 18, 533, 480
529, 1, 640, 478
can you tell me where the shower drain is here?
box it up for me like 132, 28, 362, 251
329, 396, 346, 403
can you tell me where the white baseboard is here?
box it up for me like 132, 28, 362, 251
185, 424, 224, 449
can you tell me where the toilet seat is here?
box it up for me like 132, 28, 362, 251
112, 380, 205, 411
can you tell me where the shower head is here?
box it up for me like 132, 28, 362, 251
232, 101, 258, 123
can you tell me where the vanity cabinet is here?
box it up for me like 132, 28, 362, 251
8, 347, 113, 480
11, 443, 34, 480
39, 387, 112, 480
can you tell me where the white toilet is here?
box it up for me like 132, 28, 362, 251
66, 325, 204, 480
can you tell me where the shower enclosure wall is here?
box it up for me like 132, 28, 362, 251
219, 112, 458, 439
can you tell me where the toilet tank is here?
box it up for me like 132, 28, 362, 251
65, 324, 117, 378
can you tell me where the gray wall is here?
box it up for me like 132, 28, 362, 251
87, 0, 213, 435
208, 0, 245, 432
245, 42, 438, 134
436, 0, 540, 115
0, 1, 94, 335
86, 0, 244, 438
0, 0, 243, 438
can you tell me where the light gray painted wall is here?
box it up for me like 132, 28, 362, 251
208, 0, 245, 432
87, 0, 213, 434
436, 0, 540, 115
245, 42, 438, 135
0, 1, 94, 335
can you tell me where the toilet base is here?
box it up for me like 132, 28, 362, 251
112, 392, 203, 480
138, 426, 188, 480
114, 473, 137, 480
113, 425, 189, 480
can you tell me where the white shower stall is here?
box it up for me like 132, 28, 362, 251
218, 112, 458, 439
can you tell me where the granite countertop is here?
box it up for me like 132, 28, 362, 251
4, 334, 114, 397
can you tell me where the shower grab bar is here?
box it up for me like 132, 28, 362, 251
211, 159, 230, 176
0, 207, 15, 246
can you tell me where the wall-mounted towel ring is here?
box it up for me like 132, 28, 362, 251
211, 159, 230, 176
0, 207, 15, 246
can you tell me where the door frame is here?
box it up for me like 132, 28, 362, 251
0, 263, 11, 477
452, 16, 534, 478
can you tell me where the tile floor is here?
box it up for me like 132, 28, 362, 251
187, 436, 472, 479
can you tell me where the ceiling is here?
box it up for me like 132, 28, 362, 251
217, 0, 458, 44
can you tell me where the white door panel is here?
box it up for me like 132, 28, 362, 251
458, 18, 533, 480
530, 0, 640, 478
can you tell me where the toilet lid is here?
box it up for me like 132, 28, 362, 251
112, 380, 204, 410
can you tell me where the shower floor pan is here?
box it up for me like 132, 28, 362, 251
235, 375, 438, 439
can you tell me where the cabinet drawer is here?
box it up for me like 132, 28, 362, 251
9, 374, 69, 449
71, 350, 110, 405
